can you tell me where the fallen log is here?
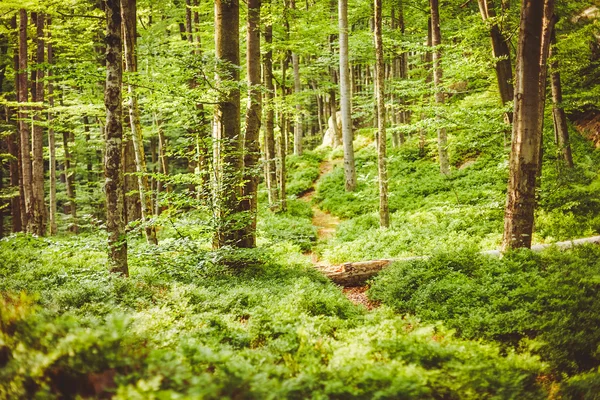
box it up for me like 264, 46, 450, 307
320, 235, 600, 287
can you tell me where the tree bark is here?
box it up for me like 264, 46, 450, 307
549, 30, 573, 168
374, 0, 390, 228
30, 13, 46, 236
6, 17, 21, 233
430, 0, 450, 175
279, 56, 289, 212
239, 0, 262, 248
339, 0, 357, 191
47, 19, 57, 235
502, 0, 555, 251
477, 0, 514, 122
213, 0, 242, 247
263, 0, 278, 208
104, 0, 128, 275
121, 0, 158, 244
290, 0, 303, 156
18, 10, 33, 233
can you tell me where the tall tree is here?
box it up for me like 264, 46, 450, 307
338, 0, 357, 191
213, 0, 242, 247
502, 0, 555, 251
289, 0, 303, 156
374, 0, 390, 228
477, 0, 514, 122
240, 0, 262, 248
6, 16, 21, 233
549, 29, 573, 168
430, 0, 450, 175
121, 0, 158, 244
104, 0, 128, 274
17, 9, 33, 233
47, 18, 57, 235
263, 0, 279, 208
30, 13, 46, 236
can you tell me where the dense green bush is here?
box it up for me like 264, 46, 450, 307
369, 245, 600, 376
0, 235, 550, 399
286, 150, 325, 196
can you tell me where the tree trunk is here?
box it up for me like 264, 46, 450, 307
121, 0, 158, 244
239, 0, 261, 248
104, 0, 128, 275
18, 10, 33, 233
502, 0, 555, 251
6, 18, 21, 233
430, 0, 450, 175
30, 13, 46, 236
47, 19, 57, 235
279, 56, 288, 212
213, 0, 242, 247
549, 30, 573, 168
338, 0, 357, 191
374, 0, 390, 228
263, 0, 279, 208
477, 0, 514, 123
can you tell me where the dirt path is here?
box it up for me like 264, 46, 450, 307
298, 160, 340, 243
298, 159, 376, 309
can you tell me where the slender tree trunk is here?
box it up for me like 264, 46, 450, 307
430, 0, 450, 175
549, 30, 573, 168
477, 0, 514, 122
289, 6, 303, 156
502, 0, 555, 251
62, 128, 78, 230
239, 0, 261, 248
47, 19, 57, 235
213, 0, 242, 247
6, 18, 21, 233
419, 17, 433, 157
104, 0, 128, 274
279, 56, 288, 212
339, 0, 357, 191
121, 0, 157, 244
374, 0, 390, 228
263, 0, 279, 208
18, 10, 33, 233
30, 13, 47, 236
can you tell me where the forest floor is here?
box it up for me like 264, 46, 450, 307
299, 158, 377, 309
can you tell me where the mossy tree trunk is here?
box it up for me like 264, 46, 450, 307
121, 0, 158, 244
374, 0, 390, 228
104, 0, 128, 275
213, 0, 243, 248
239, 0, 262, 248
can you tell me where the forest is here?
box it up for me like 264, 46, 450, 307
1, 0, 600, 398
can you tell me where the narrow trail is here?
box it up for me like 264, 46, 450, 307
299, 160, 340, 246
298, 158, 376, 309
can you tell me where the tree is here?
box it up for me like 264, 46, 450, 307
31, 13, 46, 236
240, 0, 262, 248
289, 0, 303, 156
374, 0, 389, 228
47, 18, 57, 235
121, 0, 158, 244
17, 9, 33, 233
502, 0, 555, 251
104, 0, 128, 274
263, 0, 279, 208
477, 0, 514, 122
430, 0, 450, 175
213, 0, 242, 248
549, 29, 573, 168
338, 0, 357, 191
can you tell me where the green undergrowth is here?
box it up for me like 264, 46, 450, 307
1, 234, 551, 399
368, 245, 600, 395
313, 95, 600, 264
